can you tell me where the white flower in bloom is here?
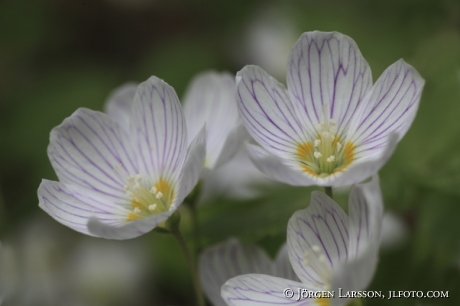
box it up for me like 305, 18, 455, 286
221, 175, 383, 306
199, 238, 299, 306
236, 31, 425, 187
38, 76, 206, 239
183, 71, 247, 170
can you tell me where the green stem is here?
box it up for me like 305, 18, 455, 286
171, 227, 206, 306
324, 186, 333, 199
189, 201, 202, 253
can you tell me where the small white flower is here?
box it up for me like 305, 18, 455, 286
183, 71, 247, 170
236, 31, 425, 187
199, 238, 299, 306
221, 175, 383, 306
38, 76, 207, 240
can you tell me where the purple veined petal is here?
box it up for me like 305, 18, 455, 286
199, 238, 274, 306
130, 76, 188, 186
176, 125, 206, 206
347, 59, 425, 154
87, 210, 171, 240
236, 65, 309, 159
183, 71, 241, 167
330, 241, 379, 306
287, 192, 350, 285
213, 124, 249, 169
48, 108, 139, 203
348, 175, 384, 258
246, 144, 315, 186
104, 82, 138, 132
274, 243, 301, 282
287, 31, 372, 138
222, 274, 318, 306
328, 133, 398, 187
38, 180, 130, 237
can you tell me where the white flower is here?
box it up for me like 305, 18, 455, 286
236, 31, 425, 187
199, 238, 299, 306
183, 71, 247, 170
221, 175, 383, 306
38, 76, 206, 240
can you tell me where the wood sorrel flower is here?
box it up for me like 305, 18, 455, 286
237, 31, 425, 186
199, 238, 299, 306
221, 175, 383, 306
38, 76, 206, 240
183, 71, 247, 170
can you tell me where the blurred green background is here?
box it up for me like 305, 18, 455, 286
1, 0, 460, 305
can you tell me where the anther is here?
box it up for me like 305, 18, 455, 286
314, 139, 321, 147
326, 156, 335, 162
148, 204, 157, 211
314, 152, 322, 159
156, 192, 163, 199
134, 207, 141, 214
318, 255, 326, 263
312, 245, 321, 253
336, 142, 342, 150
150, 186, 158, 194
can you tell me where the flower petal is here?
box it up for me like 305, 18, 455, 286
328, 133, 398, 187
348, 59, 424, 157
222, 274, 315, 306
183, 72, 240, 167
130, 76, 188, 185
176, 125, 206, 206
199, 238, 274, 306
213, 124, 248, 169
274, 243, 301, 282
348, 175, 384, 258
87, 212, 171, 240
48, 108, 138, 203
287, 31, 372, 137
247, 144, 315, 186
287, 192, 349, 285
330, 242, 379, 304
104, 83, 137, 131
38, 180, 129, 236
236, 65, 308, 159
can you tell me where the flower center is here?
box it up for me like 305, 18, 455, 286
114, 165, 175, 221
296, 105, 355, 177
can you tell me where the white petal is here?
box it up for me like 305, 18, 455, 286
104, 83, 137, 131
222, 274, 316, 306
48, 108, 138, 203
274, 243, 301, 281
328, 133, 398, 187
176, 125, 206, 206
287, 31, 372, 137
330, 242, 379, 305
199, 238, 274, 306
38, 180, 129, 237
348, 175, 384, 258
348, 59, 425, 156
247, 144, 315, 186
87, 211, 171, 240
236, 65, 308, 159
130, 76, 188, 186
183, 71, 240, 167
287, 192, 349, 285
213, 124, 249, 169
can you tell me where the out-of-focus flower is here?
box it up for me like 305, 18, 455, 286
380, 212, 409, 251
221, 175, 383, 306
0, 216, 150, 306
182, 71, 247, 170
199, 238, 299, 306
199, 146, 275, 201
38, 76, 206, 239
238, 8, 300, 80
237, 31, 425, 187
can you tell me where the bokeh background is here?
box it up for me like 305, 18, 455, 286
1, 0, 460, 305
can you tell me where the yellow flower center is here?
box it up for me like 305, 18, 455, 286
315, 297, 330, 306
113, 165, 175, 221
296, 105, 355, 177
